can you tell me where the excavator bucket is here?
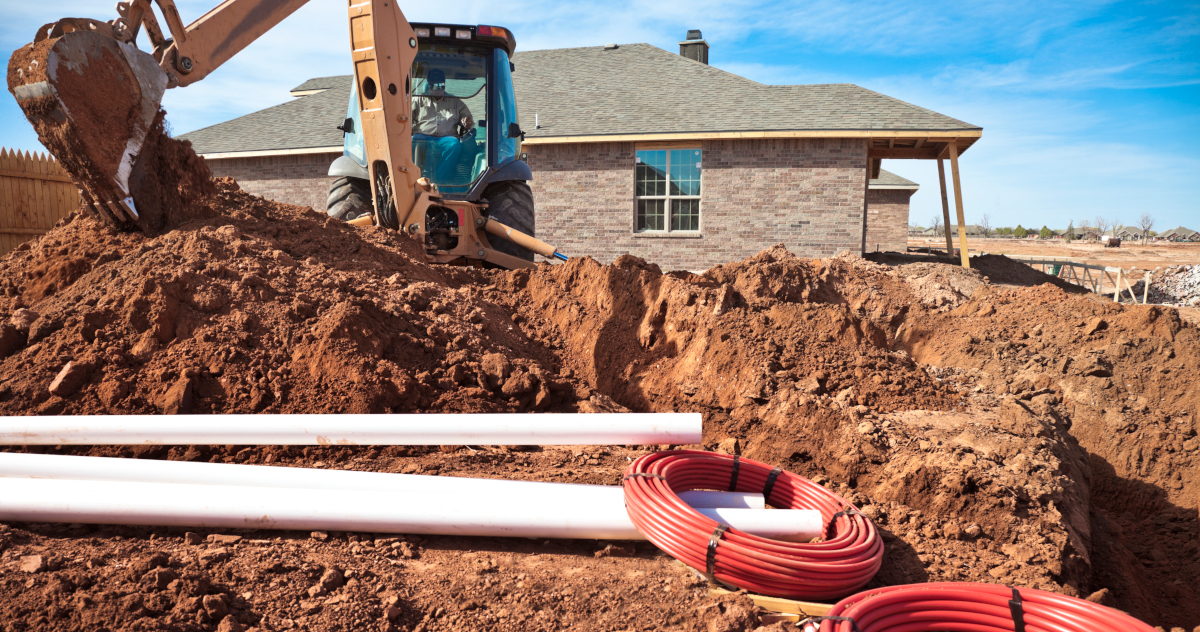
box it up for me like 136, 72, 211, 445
7, 25, 168, 228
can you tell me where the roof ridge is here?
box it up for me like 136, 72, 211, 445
516, 42, 765, 87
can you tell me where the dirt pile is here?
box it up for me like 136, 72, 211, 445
0, 162, 1196, 627
0, 178, 580, 416
897, 283, 1200, 626
867, 251, 1089, 294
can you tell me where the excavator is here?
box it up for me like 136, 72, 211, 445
6, 0, 567, 270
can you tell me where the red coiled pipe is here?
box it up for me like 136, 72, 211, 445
622, 450, 882, 600
808, 583, 1156, 632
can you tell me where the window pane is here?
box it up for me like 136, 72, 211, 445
637, 199, 665, 231
493, 49, 520, 164
410, 42, 490, 193
669, 149, 701, 196
636, 150, 666, 197
671, 199, 700, 231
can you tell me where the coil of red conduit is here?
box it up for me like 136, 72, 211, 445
622, 450, 882, 600
806, 583, 1156, 632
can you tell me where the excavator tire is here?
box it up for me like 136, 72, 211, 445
326, 176, 372, 221
483, 180, 536, 262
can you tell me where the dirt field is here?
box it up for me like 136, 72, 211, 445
908, 236, 1200, 272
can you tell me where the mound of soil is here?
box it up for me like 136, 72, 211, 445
0, 122, 1196, 628
867, 251, 1089, 294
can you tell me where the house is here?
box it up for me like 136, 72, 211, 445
1062, 227, 1097, 241
865, 170, 920, 252
1160, 226, 1198, 242
181, 33, 981, 270
1104, 225, 1142, 240
925, 224, 984, 237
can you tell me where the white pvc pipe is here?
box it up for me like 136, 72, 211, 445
0, 453, 765, 515
0, 453, 764, 507
677, 490, 765, 510
0, 477, 822, 541
0, 413, 702, 445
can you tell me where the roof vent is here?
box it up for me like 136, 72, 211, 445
604, 43, 619, 50
679, 30, 708, 64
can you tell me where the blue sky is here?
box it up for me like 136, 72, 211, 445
3, 0, 1197, 230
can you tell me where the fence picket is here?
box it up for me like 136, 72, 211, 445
0, 147, 81, 255
0, 150, 15, 247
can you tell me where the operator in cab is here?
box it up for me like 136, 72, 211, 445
412, 68, 474, 182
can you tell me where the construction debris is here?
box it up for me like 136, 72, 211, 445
1132, 264, 1200, 306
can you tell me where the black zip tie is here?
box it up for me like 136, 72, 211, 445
622, 473, 666, 481
728, 455, 740, 491
706, 524, 728, 577
1009, 587, 1026, 632
761, 466, 783, 503
801, 615, 862, 632
826, 507, 862, 538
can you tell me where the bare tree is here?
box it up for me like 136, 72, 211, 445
929, 215, 942, 236
978, 213, 991, 238
1138, 212, 1155, 243
1094, 216, 1113, 241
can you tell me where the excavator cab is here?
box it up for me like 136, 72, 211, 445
327, 23, 535, 261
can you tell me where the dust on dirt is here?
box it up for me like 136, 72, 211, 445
0, 95, 1197, 630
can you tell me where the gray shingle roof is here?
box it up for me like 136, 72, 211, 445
514, 44, 978, 138
290, 76, 350, 94
182, 43, 979, 154
181, 76, 352, 154
870, 169, 918, 188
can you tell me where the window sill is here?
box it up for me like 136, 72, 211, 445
632, 231, 703, 239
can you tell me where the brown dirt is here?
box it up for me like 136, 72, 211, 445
1, 108, 1197, 630
867, 251, 1090, 294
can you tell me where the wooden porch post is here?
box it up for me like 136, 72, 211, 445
947, 141, 969, 269
937, 158, 954, 255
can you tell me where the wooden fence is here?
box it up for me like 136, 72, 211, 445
0, 147, 81, 256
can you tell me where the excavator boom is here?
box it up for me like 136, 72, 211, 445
7, 0, 317, 231
6, 0, 565, 267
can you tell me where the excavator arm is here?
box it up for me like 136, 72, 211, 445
6, 0, 563, 267
5, 0, 417, 235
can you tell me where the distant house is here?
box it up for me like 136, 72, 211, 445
1160, 226, 1199, 242
181, 33, 982, 270
1065, 227, 1099, 240
925, 224, 984, 237
1104, 225, 1142, 240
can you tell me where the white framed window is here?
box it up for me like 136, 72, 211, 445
635, 148, 701, 232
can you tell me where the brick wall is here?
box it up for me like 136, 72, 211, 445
525, 138, 869, 271
203, 140, 885, 270
864, 188, 913, 253
203, 152, 341, 212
